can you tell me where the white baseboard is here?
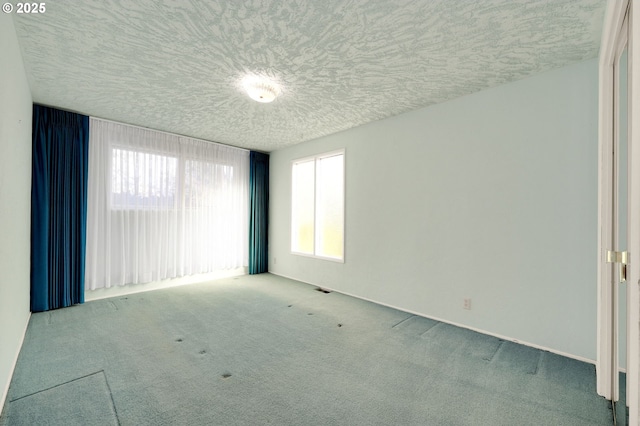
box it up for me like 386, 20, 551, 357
0, 311, 30, 418
85, 268, 247, 302
269, 271, 596, 366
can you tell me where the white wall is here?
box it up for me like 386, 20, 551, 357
270, 59, 599, 361
0, 14, 32, 413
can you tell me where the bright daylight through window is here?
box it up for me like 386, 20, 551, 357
111, 148, 178, 209
291, 151, 344, 261
86, 118, 249, 290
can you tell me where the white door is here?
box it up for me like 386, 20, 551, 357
614, 20, 628, 424
597, 1, 639, 425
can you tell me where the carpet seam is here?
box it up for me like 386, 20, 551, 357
419, 321, 442, 337
391, 315, 415, 328
530, 351, 543, 375
101, 370, 121, 426
9, 370, 105, 403
487, 340, 505, 362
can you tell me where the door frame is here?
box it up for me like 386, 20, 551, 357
597, 0, 639, 422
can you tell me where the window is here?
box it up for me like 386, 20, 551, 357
110, 149, 236, 211
111, 147, 178, 209
183, 159, 235, 208
86, 117, 250, 289
291, 150, 345, 261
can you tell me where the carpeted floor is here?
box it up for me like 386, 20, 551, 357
0, 274, 614, 425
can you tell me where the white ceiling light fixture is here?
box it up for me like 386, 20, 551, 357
241, 75, 282, 103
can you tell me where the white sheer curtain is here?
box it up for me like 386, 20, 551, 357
86, 118, 249, 290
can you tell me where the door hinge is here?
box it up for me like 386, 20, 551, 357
607, 250, 628, 264
607, 250, 629, 283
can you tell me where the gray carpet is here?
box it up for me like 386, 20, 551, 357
5, 371, 118, 426
0, 274, 613, 425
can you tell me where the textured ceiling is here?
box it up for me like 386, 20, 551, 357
13, 0, 605, 152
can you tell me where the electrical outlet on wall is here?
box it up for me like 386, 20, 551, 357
463, 298, 471, 310
273, 257, 277, 265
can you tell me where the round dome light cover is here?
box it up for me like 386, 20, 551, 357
241, 75, 281, 103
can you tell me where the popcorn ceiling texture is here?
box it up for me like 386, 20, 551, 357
13, 0, 605, 151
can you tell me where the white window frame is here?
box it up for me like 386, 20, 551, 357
290, 149, 345, 263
